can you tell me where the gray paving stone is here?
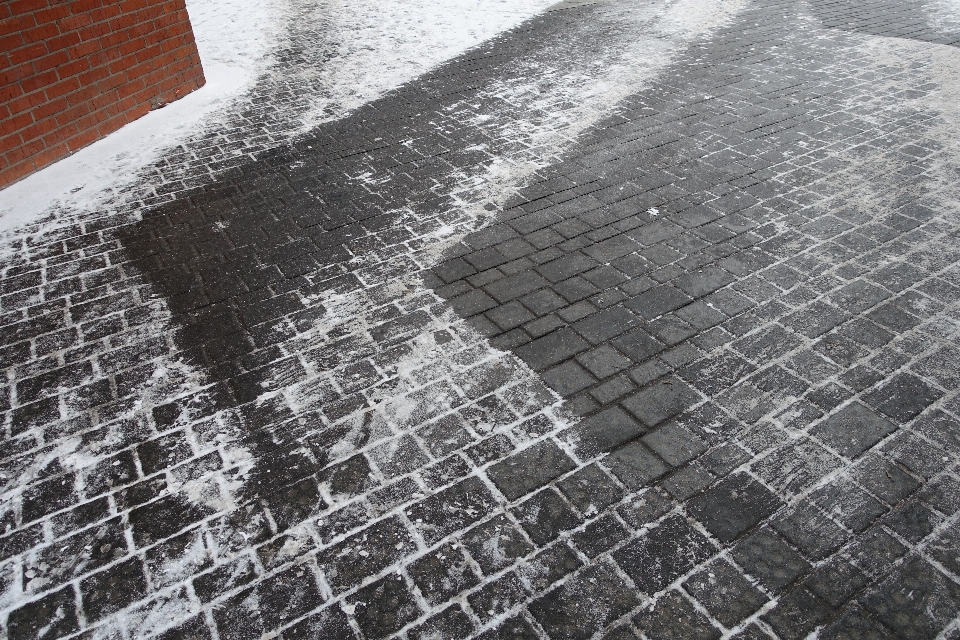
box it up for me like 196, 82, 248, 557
731, 527, 811, 594
633, 589, 721, 640
563, 406, 647, 458
604, 441, 672, 490
682, 559, 769, 628
622, 378, 701, 429
862, 557, 960, 639
810, 403, 898, 458
613, 515, 715, 594
529, 563, 641, 640
688, 474, 783, 543
488, 440, 577, 501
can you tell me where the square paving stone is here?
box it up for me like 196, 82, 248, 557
926, 526, 960, 577
542, 360, 596, 397
578, 345, 633, 379
731, 527, 810, 594
772, 503, 849, 561
811, 477, 888, 533
572, 514, 629, 558
450, 288, 498, 317
487, 440, 577, 501
885, 501, 939, 543
604, 441, 671, 489
486, 301, 536, 331
854, 456, 921, 507
864, 373, 942, 423
642, 421, 708, 467
661, 463, 713, 501
845, 527, 907, 578
687, 473, 782, 543
408, 542, 480, 605
682, 558, 768, 628
557, 464, 625, 514
612, 327, 665, 362
761, 586, 832, 640
819, 606, 896, 640
529, 563, 641, 640
622, 378, 701, 429
613, 514, 715, 594
810, 403, 897, 458
462, 515, 533, 576
674, 265, 736, 298
803, 559, 870, 608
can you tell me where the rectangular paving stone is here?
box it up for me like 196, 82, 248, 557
483, 270, 550, 303
406, 477, 499, 545
572, 306, 641, 344
622, 377, 701, 429
562, 406, 647, 458
514, 327, 590, 371
624, 285, 693, 320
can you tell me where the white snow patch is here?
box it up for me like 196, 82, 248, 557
930, 0, 960, 34
292, 0, 560, 132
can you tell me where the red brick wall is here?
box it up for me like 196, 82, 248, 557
0, 0, 206, 189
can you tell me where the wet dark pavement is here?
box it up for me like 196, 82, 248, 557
2, 0, 960, 638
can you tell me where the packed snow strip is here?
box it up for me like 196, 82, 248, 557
290, 0, 563, 132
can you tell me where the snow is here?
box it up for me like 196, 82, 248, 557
930, 0, 960, 34
0, 0, 285, 235
291, 0, 561, 131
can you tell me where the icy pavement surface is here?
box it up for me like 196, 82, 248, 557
2, 0, 960, 638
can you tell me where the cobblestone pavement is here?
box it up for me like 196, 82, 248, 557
3, 0, 960, 638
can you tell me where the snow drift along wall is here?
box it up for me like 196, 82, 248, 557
0, 0, 206, 188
